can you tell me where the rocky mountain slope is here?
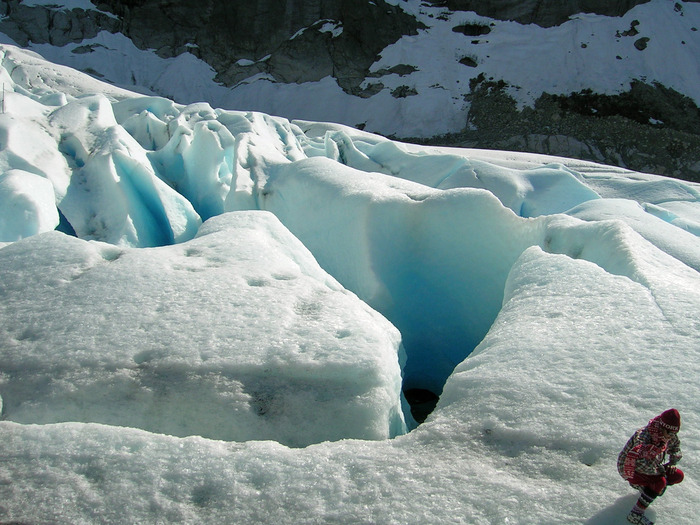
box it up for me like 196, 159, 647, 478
1, 0, 700, 180
426, 0, 665, 26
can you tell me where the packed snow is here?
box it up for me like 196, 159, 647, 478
1, 44, 700, 523
0, 212, 409, 447
4, 0, 700, 138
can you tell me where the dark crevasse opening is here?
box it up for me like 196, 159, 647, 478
56, 208, 77, 237
404, 388, 440, 424
259, 158, 542, 431
259, 155, 573, 431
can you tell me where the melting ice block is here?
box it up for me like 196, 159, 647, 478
0, 211, 408, 446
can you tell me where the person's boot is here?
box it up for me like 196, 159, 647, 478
627, 507, 654, 525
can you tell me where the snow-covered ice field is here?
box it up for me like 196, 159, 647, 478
1, 44, 700, 523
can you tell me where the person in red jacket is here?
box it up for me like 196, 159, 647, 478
617, 409, 684, 525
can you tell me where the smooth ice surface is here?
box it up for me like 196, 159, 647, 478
1, 45, 700, 524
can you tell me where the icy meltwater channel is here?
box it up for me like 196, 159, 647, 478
2, 45, 700, 448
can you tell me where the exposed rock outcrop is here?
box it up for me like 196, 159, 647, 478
414, 79, 700, 182
107, 0, 424, 93
424, 0, 699, 27
0, 0, 120, 46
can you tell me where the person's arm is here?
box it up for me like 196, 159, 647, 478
634, 430, 668, 475
666, 436, 682, 467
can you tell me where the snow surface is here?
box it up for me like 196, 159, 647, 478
4, 0, 700, 139
0, 212, 408, 446
1, 44, 700, 523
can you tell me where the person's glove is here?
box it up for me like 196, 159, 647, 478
663, 463, 677, 475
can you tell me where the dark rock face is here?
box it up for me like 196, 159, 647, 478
0, 0, 120, 46
452, 22, 492, 36
423, 0, 687, 27
93, 0, 424, 93
422, 79, 700, 182
0, 0, 423, 93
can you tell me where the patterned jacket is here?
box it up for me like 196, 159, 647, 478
618, 415, 682, 479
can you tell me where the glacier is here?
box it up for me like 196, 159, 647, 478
1, 44, 700, 523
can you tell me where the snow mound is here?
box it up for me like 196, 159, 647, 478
0, 169, 58, 240
0, 211, 408, 446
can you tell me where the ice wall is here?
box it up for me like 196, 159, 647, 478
0, 169, 58, 240
259, 156, 548, 391
0, 47, 201, 247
